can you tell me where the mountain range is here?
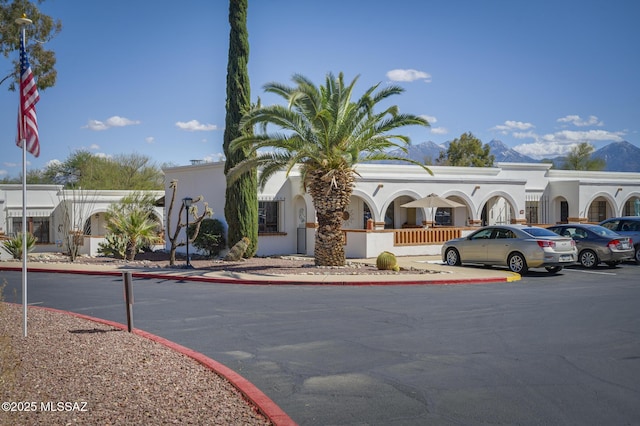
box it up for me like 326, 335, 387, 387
382, 140, 640, 172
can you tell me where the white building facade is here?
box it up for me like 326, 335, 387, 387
163, 162, 640, 259
0, 185, 164, 257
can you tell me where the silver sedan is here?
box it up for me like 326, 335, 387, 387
442, 225, 577, 274
547, 224, 634, 268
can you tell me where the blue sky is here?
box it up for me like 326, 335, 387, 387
2, 0, 639, 178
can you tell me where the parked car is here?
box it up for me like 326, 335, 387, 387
442, 224, 577, 274
547, 224, 634, 268
599, 217, 640, 263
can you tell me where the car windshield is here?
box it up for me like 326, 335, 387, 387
521, 227, 559, 238
586, 225, 620, 237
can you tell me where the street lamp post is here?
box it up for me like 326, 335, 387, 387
182, 197, 193, 268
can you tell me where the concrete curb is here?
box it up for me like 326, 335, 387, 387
30, 305, 297, 426
0, 265, 518, 285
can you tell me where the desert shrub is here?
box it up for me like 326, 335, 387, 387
1, 233, 37, 260
97, 233, 128, 259
189, 219, 226, 258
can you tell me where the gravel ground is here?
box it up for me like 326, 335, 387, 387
0, 303, 273, 426
26, 252, 439, 276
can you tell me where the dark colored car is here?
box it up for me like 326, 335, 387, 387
599, 217, 640, 263
547, 224, 634, 268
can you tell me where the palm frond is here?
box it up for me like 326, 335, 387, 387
227, 71, 432, 187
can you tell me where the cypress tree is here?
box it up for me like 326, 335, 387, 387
223, 0, 258, 257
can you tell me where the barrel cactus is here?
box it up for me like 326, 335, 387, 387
376, 251, 400, 272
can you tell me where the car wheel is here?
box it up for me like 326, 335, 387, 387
635, 246, 640, 263
445, 248, 461, 266
579, 249, 598, 268
508, 252, 528, 274
545, 266, 563, 274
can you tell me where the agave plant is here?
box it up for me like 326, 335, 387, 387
1, 233, 37, 260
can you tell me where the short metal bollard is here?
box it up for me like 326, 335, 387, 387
122, 272, 134, 332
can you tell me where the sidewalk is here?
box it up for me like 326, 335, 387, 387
0, 255, 520, 285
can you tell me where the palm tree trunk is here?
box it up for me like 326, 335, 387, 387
126, 240, 137, 261
308, 168, 354, 266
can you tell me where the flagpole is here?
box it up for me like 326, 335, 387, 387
21, 118, 27, 338
16, 14, 32, 338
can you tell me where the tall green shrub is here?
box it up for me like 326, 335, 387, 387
223, 0, 258, 257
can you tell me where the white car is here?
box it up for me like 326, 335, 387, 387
442, 225, 577, 274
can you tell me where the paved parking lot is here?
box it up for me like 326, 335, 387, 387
2, 262, 639, 425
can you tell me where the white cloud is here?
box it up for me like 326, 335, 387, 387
145, 137, 155, 144
89, 144, 100, 150
84, 115, 140, 131
513, 129, 626, 159
420, 115, 437, 124
2, 162, 18, 168
85, 120, 108, 131
430, 127, 448, 135
175, 120, 218, 132
386, 69, 432, 83
491, 120, 535, 134
106, 116, 140, 127
45, 159, 62, 169
203, 152, 226, 162
0, 170, 7, 176
513, 141, 571, 158
557, 115, 603, 127
512, 131, 538, 139
94, 152, 113, 159
541, 129, 625, 143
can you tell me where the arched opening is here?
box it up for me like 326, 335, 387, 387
623, 196, 640, 216
83, 211, 108, 236
480, 196, 515, 226
342, 195, 374, 230
586, 196, 613, 222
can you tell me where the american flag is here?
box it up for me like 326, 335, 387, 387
16, 31, 40, 158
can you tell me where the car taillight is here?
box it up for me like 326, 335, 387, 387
537, 240, 556, 248
608, 239, 621, 249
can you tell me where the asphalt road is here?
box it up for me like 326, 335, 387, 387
2, 264, 640, 425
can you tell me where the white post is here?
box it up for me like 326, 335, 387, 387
21, 121, 27, 338
16, 15, 33, 338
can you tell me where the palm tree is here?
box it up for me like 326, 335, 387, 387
228, 72, 433, 266
105, 193, 162, 261
106, 208, 162, 261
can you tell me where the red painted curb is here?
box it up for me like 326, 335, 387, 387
0, 265, 509, 286
26, 305, 297, 426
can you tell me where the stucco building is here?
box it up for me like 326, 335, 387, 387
163, 162, 640, 258
0, 185, 163, 258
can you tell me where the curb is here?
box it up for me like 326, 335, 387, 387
0, 265, 517, 285
30, 305, 297, 426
